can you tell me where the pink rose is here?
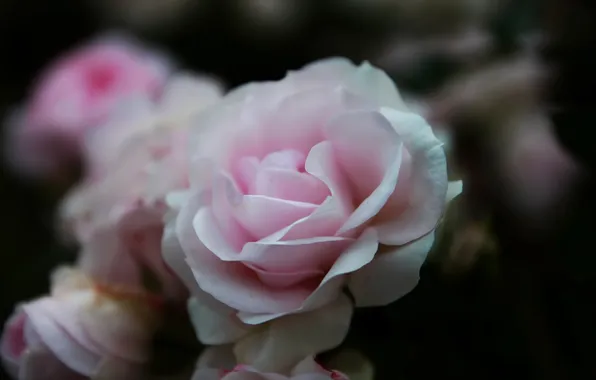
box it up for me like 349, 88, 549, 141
193, 356, 348, 380
60, 74, 223, 299
0, 267, 159, 380
5, 33, 171, 178
164, 57, 454, 326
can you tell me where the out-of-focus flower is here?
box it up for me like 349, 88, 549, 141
193, 355, 348, 380
0, 267, 160, 380
5, 33, 171, 179
60, 74, 224, 299
164, 58, 459, 338
430, 57, 580, 227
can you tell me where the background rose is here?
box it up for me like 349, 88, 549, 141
165, 58, 455, 327
0, 267, 158, 380
59, 73, 223, 299
193, 355, 348, 380
4, 33, 171, 178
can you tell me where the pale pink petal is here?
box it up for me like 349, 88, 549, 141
373, 108, 448, 245
195, 204, 350, 273
322, 110, 404, 235
162, 214, 204, 296
348, 232, 435, 307
252, 168, 329, 204
28, 298, 103, 356
247, 264, 324, 289
232, 196, 317, 241
22, 302, 100, 376
259, 140, 358, 241
287, 57, 357, 88
187, 297, 250, 345
239, 229, 378, 324
228, 87, 360, 163
344, 61, 407, 110
177, 192, 311, 315
234, 295, 353, 373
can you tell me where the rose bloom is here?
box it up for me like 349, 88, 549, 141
5, 33, 171, 178
193, 356, 348, 380
0, 267, 160, 380
164, 57, 458, 327
60, 74, 223, 299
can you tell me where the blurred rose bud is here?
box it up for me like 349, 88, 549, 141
59, 74, 223, 300
430, 56, 581, 230
1, 267, 160, 380
4, 33, 172, 181
498, 111, 580, 224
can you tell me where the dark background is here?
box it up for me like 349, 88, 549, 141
1, 1, 595, 379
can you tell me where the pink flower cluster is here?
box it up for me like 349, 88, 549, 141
2, 35, 459, 380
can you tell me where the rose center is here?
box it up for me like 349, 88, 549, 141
237, 149, 306, 193
235, 149, 330, 204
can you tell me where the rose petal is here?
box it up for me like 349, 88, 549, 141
234, 294, 353, 373
228, 87, 363, 164
345, 61, 407, 110
239, 229, 378, 324
22, 301, 100, 376
187, 297, 250, 345
28, 298, 102, 356
323, 110, 404, 234
253, 168, 330, 205
195, 205, 350, 273
247, 264, 324, 289
177, 192, 312, 315
348, 231, 435, 307
373, 108, 447, 245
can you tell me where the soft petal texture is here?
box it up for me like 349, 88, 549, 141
5, 33, 172, 178
189, 295, 352, 373
164, 58, 451, 360
60, 73, 223, 300
193, 355, 348, 380
348, 232, 436, 307
233, 295, 353, 373
0, 267, 158, 380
